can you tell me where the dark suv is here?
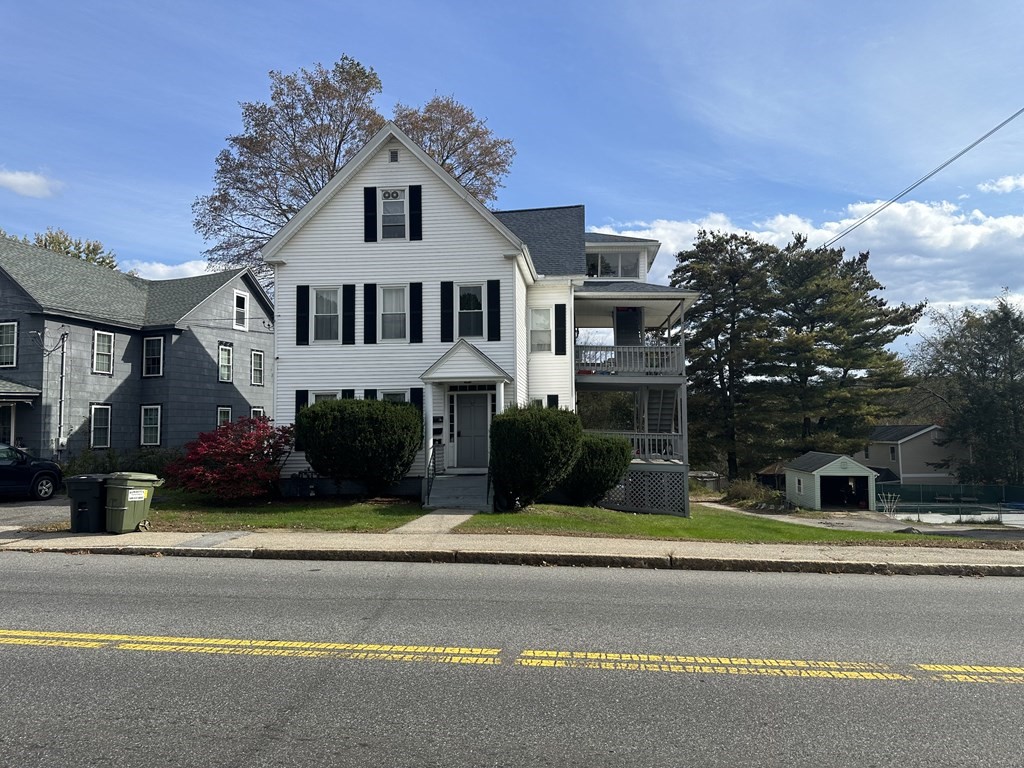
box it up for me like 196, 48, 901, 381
0, 443, 63, 500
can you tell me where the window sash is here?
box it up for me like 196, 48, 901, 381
381, 286, 407, 340
313, 289, 340, 341
218, 346, 232, 382
91, 406, 111, 448
530, 308, 552, 352
251, 351, 264, 386
381, 190, 406, 239
141, 406, 161, 446
458, 285, 484, 338
251, 407, 266, 418
142, 337, 163, 377
312, 393, 337, 404
0, 322, 16, 367
93, 332, 114, 374
217, 407, 232, 426
381, 391, 406, 403
233, 291, 248, 330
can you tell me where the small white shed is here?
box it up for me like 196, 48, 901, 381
784, 452, 878, 511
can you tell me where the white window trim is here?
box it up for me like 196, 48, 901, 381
93, 331, 114, 374
251, 350, 265, 386
142, 336, 164, 378
381, 390, 407, 403
140, 405, 161, 446
312, 392, 338, 404
0, 321, 17, 367
529, 307, 553, 353
90, 404, 111, 449
250, 406, 266, 418
586, 250, 642, 279
796, 477, 803, 494
217, 406, 232, 426
233, 290, 249, 331
379, 285, 408, 342
218, 344, 233, 382
311, 286, 341, 343
380, 187, 408, 241
457, 283, 486, 339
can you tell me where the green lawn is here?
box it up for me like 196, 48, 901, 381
455, 503, 958, 546
147, 489, 423, 532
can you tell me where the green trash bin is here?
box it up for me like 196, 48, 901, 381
68, 474, 110, 533
105, 472, 164, 534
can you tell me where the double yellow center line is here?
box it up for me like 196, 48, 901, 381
2, 628, 1022, 684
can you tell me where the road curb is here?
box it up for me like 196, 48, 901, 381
7, 544, 1024, 576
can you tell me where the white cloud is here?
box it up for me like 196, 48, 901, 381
978, 175, 1024, 194
123, 259, 209, 280
0, 169, 64, 198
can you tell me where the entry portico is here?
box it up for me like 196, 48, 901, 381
420, 339, 511, 471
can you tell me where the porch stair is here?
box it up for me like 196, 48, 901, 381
425, 473, 492, 512
646, 388, 676, 433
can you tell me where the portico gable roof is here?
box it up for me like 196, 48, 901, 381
420, 339, 513, 384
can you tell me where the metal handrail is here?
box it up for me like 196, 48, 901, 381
425, 443, 437, 505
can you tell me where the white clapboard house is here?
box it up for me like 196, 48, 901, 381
264, 123, 697, 514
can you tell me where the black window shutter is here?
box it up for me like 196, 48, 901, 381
487, 280, 501, 341
409, 185, 422, 241
547, 394, 559, 409
440, 281, 454, 342
363, 187, 377, 242
364, 389, 377, 400
554, 303, 567, 356
342, 284, 356, 345
341, 389, 355, 399
363, 284, 377, 344
410, 282, 423, 343
296, 286, 309, 346
410, 387, 424, 412
294, 390, 309, 450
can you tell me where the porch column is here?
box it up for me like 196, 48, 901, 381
495, 381, 505, 414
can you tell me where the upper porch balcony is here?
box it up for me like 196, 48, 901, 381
575, 344, 684, 376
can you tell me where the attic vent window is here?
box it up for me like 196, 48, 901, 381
389, 149, 399, 163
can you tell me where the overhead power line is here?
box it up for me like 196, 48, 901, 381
823, 106, 1024, 248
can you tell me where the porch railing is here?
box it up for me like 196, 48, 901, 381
586, 430, 683, 460
575, 345, 683, 375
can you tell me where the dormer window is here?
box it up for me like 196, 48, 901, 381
381, 188, 406, 239
586, 251, 640, 278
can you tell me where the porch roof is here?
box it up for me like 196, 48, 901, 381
0, 377, 41, 404
574, 281, 698, 328
421, 339, 513, 384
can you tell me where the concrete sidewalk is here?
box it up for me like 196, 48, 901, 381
2, 508, 1024, 576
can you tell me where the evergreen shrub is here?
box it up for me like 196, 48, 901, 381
490, 405, 582, 509
295, 398, 423, 495
558, 434, 633, 506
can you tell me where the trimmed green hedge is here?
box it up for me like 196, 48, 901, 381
558, 434, 633, 506
295, 399, 422, 494
490, 405, 582, 509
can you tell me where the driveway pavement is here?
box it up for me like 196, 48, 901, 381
0, 495, 70, 529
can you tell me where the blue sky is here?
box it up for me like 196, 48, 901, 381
4, 0, 1024, 330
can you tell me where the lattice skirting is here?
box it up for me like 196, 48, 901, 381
603, 464, 690, 517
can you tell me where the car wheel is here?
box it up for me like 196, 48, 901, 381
32, 474, 57, 500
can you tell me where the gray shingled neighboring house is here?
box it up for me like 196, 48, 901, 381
0, 236, 273, 459
851, 424, 968, 485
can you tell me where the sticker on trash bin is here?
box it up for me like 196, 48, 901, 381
128, 489, 148, 501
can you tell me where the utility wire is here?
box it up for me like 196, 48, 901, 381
824, 106, 1024, 248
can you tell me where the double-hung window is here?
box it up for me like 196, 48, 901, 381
251, 350, 265, 386
0, 322, 16, 367
218, 344, 233, 382
458, 285, 484, 338
142, 337, 163, 377
313, 288, 340, 342
251, 406, 266, 418
381, 286, 407, 341
91, 405, 111, 448
380, 188, 406, 239
530, 308, 552, 352
233, 291, 249, 331
140, 405, 161, 446
93, 331, 114, 374
217, 407, 232, 426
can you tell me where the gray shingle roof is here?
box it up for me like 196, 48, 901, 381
869, 425, 936, 443
0, 376, 41, 396
492, 206, 585, 276
0, 236, 251, 329
585, 231, 659, 244
577, 281, 685, 294
782, 450, 872, 475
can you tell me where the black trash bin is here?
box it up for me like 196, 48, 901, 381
67, 474, 109, 533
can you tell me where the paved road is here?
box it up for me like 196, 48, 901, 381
1, 553, 1022, 767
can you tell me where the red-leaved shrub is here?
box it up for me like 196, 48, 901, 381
166, 417, 294, 501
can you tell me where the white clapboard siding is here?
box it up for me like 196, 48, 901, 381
526, 280, 574, 407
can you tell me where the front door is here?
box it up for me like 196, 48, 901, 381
456, 393, 488, 468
